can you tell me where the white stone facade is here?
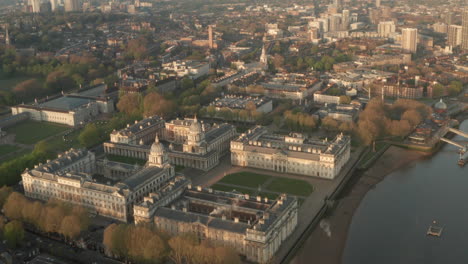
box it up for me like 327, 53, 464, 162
22, 145, 175, 222
151, 187, 298, 264
231, 126, 351, 179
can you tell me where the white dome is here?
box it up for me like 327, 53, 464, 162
434, 99, 447, 110
190, 117, 203, 133
150, 136, 164, 154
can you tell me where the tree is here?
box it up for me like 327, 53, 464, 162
3, 220, 24, 248
401, 109, 422, 127
272, 54, 285, 69
3, 192, 27, 220
432, 84, 445, 98
126, 37, 149, 60
339, 95, 351, 104
322, 116, 339, 131
13, 79, 43, 98
46, 70, 76, 93
103, 223, 118, 256
42, 206, 66, 233
60, 215, 81, 240
143, 234, 167, 262
0, 186, 12, 208
181, 78, 195, 90
448, 80, 463, 96
143, 92, 176, 118
78, 123, 102, 148
117, 93, 143, 116
168, 234, 198, 264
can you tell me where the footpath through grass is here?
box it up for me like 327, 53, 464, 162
0, 145, 19, 157
5, 120, 69, 144
218, 172, 271, 188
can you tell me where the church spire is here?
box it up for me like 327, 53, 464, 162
5, 27, 10, 46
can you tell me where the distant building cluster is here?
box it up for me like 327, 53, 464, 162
210, 95, 273, 113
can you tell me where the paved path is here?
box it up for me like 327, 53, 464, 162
212, 182, 309, 199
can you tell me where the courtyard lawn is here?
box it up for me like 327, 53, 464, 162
211, 184, 255, 195
106, 154, 147, 166
5, 120, 69, 144
265, 178, 313, 197
219, 172, 271, 189
0, 144, 19, 157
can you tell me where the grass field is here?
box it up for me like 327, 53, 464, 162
0, 145, 19, 157
45, 128, 83, 153
218, 172, 271, 188
5, 120, 69, 144
106, 154, 147, 166
265, 178, 313, 196
0, 149, 31, 163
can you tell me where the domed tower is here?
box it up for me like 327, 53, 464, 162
183, 116, 207, 154
434, 99, 447, 114
148, 135, 169, 168
188, 116, 206, 146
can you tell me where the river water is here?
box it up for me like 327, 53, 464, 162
343, 120, 468, 264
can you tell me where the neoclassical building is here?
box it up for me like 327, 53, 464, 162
135, 185, 298, 264
22, 138, 176, 222
104, 117, 237, 171
12, 86, 114, 127
231, 126, 351, 179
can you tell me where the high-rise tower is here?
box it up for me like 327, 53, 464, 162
448, 25, 462, 47
462, 9, 468, 51
402, 28, 418, 53
208, 25, 214, 49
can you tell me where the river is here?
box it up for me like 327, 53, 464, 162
342, 119, 468, 264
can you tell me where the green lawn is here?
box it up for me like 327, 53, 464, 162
211, 184, 255, 195
5, 120, 69, 144
0, 149, 31, 163
265, 178, 313, 197
44, 128, 83, 153
219, 172, 271, 188
0, 145, 19, 157
106, 154, 147, 166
